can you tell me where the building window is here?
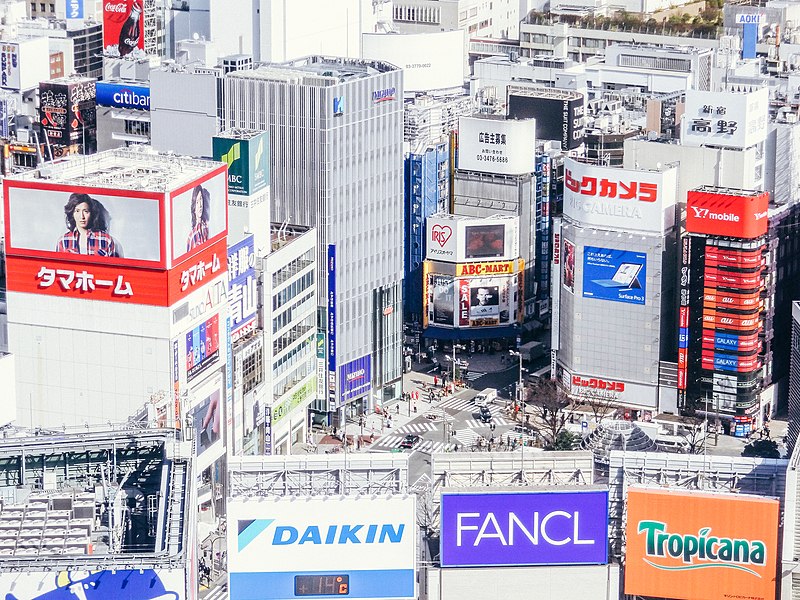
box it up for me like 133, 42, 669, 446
49, 3, 54, 11
242, 347, 264, 394
30, 2, 35, 13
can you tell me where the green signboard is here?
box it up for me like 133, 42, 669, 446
212, 131, 269, 196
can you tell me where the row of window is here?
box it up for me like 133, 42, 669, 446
30, 2, 55, 13
272, 271, 314, 312
393, 5, 440, 23
274, 334, 314, 379
272, 249, 314, 288
273, 290, 314, 334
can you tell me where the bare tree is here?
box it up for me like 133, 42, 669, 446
526, 379, 579, 450
582, 394, 617, 424
676, 415, 706, 454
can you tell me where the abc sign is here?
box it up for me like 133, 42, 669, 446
229, 174, 243, 184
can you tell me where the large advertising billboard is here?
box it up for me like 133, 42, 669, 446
625, 487, 779, 600
186, 312, 221, 382
103, 0, 145, 57
95, 81, 150, 110
0, 569, 186, 600
327, 245, 337, 412
582, 246, 646, 305
361, 30, 464, 92
186, 371, 225, 472
339, 355, 371, 403
440, 490, 608, 567
213, 132, 270, 197
228, 234, 257, 343
686, 189, 769, 239
426, 216, 519, 263
681, 88, 769, 149
228, 495, 416, 600
39, 79, 97, 153
0, 42, 20, 90
457, 116, 536, 176
6, 182, 163, 267
563, 159, 677, 233
426, 272, 520, 328
170, 169, 228, 265
507, 89, 585, 150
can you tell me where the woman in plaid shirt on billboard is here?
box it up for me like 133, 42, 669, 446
186, 184, 210, 251
55, 193, 119, 257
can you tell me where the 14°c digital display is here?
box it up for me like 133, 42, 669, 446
294, 574, 349, 596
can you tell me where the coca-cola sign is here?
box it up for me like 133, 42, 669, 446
103, 0, 144, 57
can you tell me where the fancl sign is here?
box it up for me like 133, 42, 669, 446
440, 490, 609, 567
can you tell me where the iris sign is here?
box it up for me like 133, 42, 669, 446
440, 490, 609, 567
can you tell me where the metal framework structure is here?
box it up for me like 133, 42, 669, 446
227, 455, 409, 497
607, 450, 788, 559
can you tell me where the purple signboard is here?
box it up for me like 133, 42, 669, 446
440, 490, 609, 567
339, 355, 372, 403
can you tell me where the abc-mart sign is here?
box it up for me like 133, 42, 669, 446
562, 158, 677, 233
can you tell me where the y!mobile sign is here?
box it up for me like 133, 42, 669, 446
440, 490, 609, 567
686, 189, 768, 239
229, 495, 416, 600
563, 159, 677, 233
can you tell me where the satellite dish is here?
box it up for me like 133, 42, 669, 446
192, 32, 200, 41
647, 131, 658, 140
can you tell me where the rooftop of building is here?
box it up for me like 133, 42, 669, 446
7, 148, 221, 193
0, 425, 190, 569
506, 84, 583, 101
229, 55, 398, 86
270, 223, 313, 253
215, 128, 265, 141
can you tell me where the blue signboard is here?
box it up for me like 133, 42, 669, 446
715, 332, 740, 351
440, 491, 609, 567
582, 246, 646, 305
340, 355, 371, 403
95, 82, 150, 111
678, 328, 690, 348
327, 245, 337, 412
227, 235, 257, 341
67, 0, 83, 18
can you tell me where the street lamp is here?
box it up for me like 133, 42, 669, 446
509, 350, 525, 477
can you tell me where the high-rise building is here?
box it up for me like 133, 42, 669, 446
224, 56, 404, 422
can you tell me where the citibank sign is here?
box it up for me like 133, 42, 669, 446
96, 82, 150, 111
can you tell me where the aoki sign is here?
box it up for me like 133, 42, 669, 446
440, 491, 609, 567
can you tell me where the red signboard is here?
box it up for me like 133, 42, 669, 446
679, 306, 690, 328
703, 268, 762, 289
103, 0, 145, 57
705, 246, 763, 268
703, 289, 761, 309
686, 190, 768, 239
702, 310, 761, 331
7, 239, 227, 307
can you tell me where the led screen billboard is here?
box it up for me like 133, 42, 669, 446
625, 487, 779, 600
464, 224, 506, 259
6, 182, 162, 266
440, 490, 608, 567
170, 169, 227, 265
228, 495, 416, 600
426, 272, 519, 328
582, 246, 646, 305
686, 190, 769, 239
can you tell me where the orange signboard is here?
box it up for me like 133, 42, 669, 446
625, 487, 779, 600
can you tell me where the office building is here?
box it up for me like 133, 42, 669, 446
224, 56, 404, 421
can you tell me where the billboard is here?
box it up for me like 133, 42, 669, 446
567, 371, 658, 407
170, 169, 228, 265
0, 42, 19, 90
95, 81, 150, 110
426, 215, 519, 263
427, 272, 520, 328
440, 490, 608, 567
228, 234, 257, 343
103, 0, 145, 57
507, 89, 585, 150
340, 355, 371, 403
686, 189, 769, 239
563, 159, 677, 233
186, 312, 221, 382
582, 246, 646, 305
0, 569, 185, 600
681, 88, 769, 149
39, 79, 97, 152
327, 245, 337, 412
457, 116, 536, 176
361, 31, 464, 91
624, 487, 779, 600
67, 0, 84, 18
213, 132, 270, 197
6, 182, 162, 267
187, 371, 225, 471
228, 495, 416, 600
563, 239, 575, 293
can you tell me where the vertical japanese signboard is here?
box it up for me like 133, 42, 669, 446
227, 234, 257, 343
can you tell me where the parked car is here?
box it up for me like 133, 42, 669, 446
399, 434, 421, 449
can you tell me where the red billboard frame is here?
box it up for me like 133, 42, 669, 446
4, 179, 167, 269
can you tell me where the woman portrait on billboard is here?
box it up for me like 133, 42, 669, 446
186, 184, 210, 251
55, 193, 121, 257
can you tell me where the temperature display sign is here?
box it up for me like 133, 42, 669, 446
294, 575, 349, 596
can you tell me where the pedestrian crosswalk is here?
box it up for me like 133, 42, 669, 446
370, 434, 458, 453
464, 416, 514, 428
202, 584, 228, 600
464, 371, 486, 381
394, 421, 438, 434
